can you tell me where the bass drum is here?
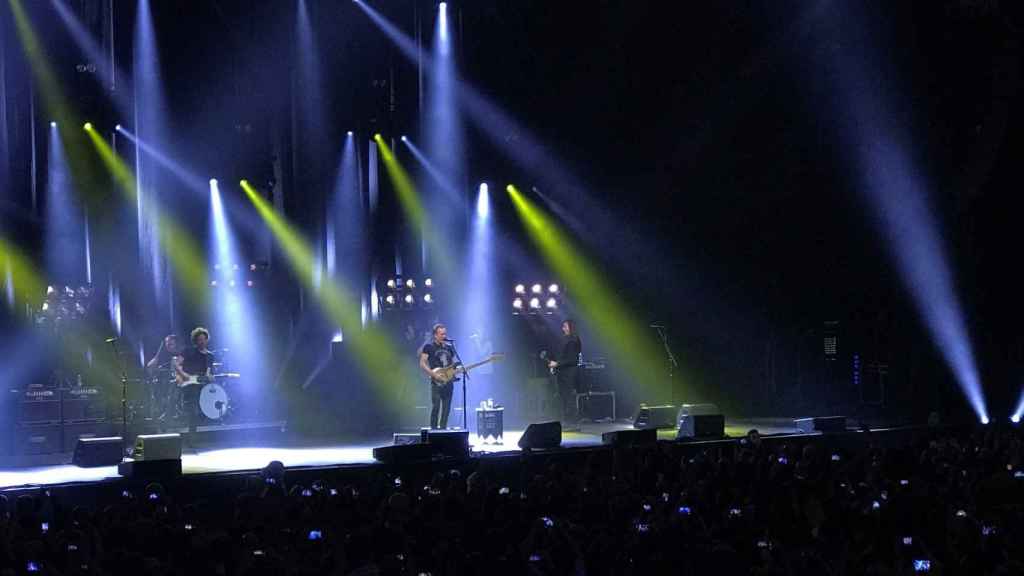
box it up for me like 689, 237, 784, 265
198, 382, 231, 421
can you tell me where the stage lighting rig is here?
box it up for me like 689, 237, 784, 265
381, 276, 437, 312
512, 282, 564, 314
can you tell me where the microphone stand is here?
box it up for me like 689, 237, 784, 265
449, 340, 468, 430
652, 325, 679, 405
108, 338, 129, 459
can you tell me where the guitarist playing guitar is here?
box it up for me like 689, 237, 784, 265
420, 323, 461, 430
419, 323, 505, 429
177, 326, 214, 431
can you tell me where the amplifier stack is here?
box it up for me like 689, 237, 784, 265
10, 384, 110, 455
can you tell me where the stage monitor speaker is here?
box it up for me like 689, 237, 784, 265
633, 405, 677, 429
133, 434, 182, 461
393, 433, 422, 446
602, 428, 656, 446
794, 416, 846, 434
518, 421, 562, 450
427, 429, 470, 458
72, 436, 123, 467
117, 458, 182, 479
373, 443, 435, 464
677, 414, 725, 439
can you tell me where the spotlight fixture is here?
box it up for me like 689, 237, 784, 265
546, 297, 558, 309
50, 121, 57, 128
386, 278, 397, 289
385, 294, 396, 306
405, 279, 416, 289
515, 284, 526, 295
83, 122, 93, 131
512, 298, 523, 310
400, 135, 408, 142
347, 130, 353, 136
250, 263, 257, 272
210, 280, 218, 287
548, 284, 559, 294
240, 179, 249, 186
247, 280, 254, 287
115, 124, 122, 131
531, 284, 542, 295
1012, 415, 1021, 424
210, 178, 218, 186
424, 278, 433, 288
423, 293, 433, 304
529, 297, 541, 310
374, 133, 382, 140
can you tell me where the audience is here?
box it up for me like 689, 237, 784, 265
1, 425, 1022, 575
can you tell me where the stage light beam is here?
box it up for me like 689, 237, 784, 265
241, 179, 411, 399
507, 184, 674, 401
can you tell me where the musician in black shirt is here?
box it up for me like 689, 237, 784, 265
420, 323, 462, 429
548, 319, 582, 425
177, 327, 214, 431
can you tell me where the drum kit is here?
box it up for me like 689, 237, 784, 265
146, 349, 241, 426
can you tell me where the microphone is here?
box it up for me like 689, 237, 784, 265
105, 336, 119, 343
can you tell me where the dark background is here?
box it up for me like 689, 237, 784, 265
3, 0, 1023, 425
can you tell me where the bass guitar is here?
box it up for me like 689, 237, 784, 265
431, 354, 505, 385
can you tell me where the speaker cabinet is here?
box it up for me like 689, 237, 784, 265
133, 434, 182, 461
632, 405, 677, 429
372, 443, 435, 464
602, 428, 657, 446
677, 414, 725, 439
794, 416, 846, 434
518, 421, 562, 450
15, 424, 62, 455
72, 436, 124, 467
427, 429, 470, 458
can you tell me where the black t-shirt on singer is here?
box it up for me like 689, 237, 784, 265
421, 341, 457, 382
181, 347, 213, 377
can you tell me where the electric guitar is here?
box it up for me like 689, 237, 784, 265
431, 354, 505, 385
176, 372, 241, 388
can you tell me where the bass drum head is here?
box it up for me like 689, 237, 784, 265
199, 383, 230, 421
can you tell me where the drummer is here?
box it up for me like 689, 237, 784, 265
146, 334, 182, 422
146, 334, 182, 374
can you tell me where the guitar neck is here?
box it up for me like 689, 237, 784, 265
463, 358, 496, 372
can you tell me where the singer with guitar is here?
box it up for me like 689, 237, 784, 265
420, 323, 461, 429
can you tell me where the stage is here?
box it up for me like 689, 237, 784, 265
0, 417, 830, 490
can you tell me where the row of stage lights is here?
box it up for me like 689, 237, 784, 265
209, 263, 264, 289
383, 277, 434, 310
512, 283, 562, 314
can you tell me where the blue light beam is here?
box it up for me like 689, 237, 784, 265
821, 4, 987, 423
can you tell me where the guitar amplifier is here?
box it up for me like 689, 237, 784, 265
20, 385, 61, 424
15, 423, 63, 455
63, 387, 106, 421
